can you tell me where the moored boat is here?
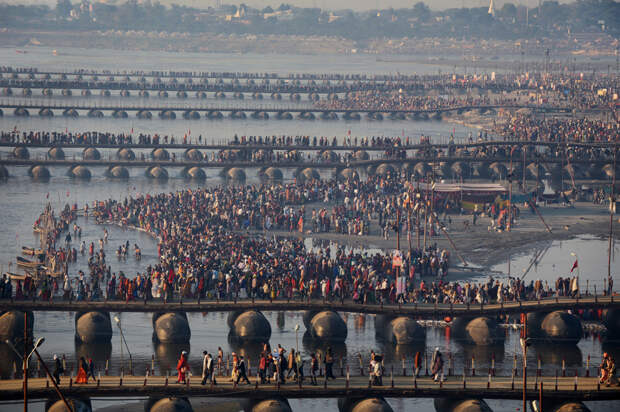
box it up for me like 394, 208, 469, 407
16, 256, 43, 268
21, 246, 46, 256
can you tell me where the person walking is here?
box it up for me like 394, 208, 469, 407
52, 354, 63, 385
324, 347, 336, 380
76, 357, 88, 384
310, 353, 318, 385
414, 351, 421, 378
176, 351, 189, 384
236, 355, 251, 385
201, 351, 211, 385
431, 348, 444, 382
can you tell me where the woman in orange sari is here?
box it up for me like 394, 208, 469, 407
76, 356, 88, 384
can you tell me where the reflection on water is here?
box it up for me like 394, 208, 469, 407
535, 343, 583, 367
75, 342, 112, 368
155, 343, 191, 376
0, 343, 21, 379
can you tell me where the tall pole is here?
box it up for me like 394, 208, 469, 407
609, 148, 617, 285
396, 208, 401, 251
508, 147, 514, 231
523, 315, 528, 412
23, 312, 28, 412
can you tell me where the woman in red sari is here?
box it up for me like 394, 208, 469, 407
76, 357, 88, 384
177, 351, 190, 383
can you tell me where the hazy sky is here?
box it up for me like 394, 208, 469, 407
2, 0, 574, 11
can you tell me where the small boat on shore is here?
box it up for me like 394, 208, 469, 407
16, 256, 43, 269
22, 246, 46, 256
4, 272, 27, 281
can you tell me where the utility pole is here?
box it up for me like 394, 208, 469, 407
609, 148, 617, 284
23, 312, 28, 412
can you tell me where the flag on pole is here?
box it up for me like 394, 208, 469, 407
570, 259, 578, 273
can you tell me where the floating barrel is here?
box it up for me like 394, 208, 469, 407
91, 75, 98, 81
451, 161, 471, 178
290, 93, 301, 101
367, 112, 383, 120
68, 165, 92, 180
473, 162, 490, 178
298, 111, 315, 120
81, 89, 91, 97
585, 164, 602, 179
549, 403, 591, 412
413, 162, 432, 178
375, 163, 396, 177
63, 108, 79, 118
147, 397, 193, 412
303, 310, 347, 342
375, 315, 425, 345
195, 91, 206, 99
62, 89, 72, 96
117, 148, 135, 160
0, 311, 34, 344
227, 310, 271, 342
350, 150, 368, 161
271, 92, 282, 100
262, 167, 283, 180
137, 110, 152, 119
389, 112, 407, 120
602, 309, 620, 340
158, 90, 168, 98
527, 163, 545, 180
321, 112, 338, 120
226, 167, 246, 181
215, 91, 226, 99
308, 92, 320, 102
252, 92, 263, 100
75, 312, 112, 343
321, 150, 339, 162
29, 165, 50, 180
14, 107, 29, 116
538, 311, 583, 345
151, 148, 170, 161
181, 167, 206, 180
48, 147, 65, 160
183, 110, 200, 120
277, 112, 293, 120
338, 168, 359, 180
107, 165, 129, 179
0, 108, 2, 116
184, 148, 203, 161
434, 398, 492, 412
451, 316, 504, 346
100, 90, 111, 97
159, 110, 176, 119
242, 399, 291, 412
208, 111, 224, 119
233, 92, 244, 100
39, 108, 54, 117
112, 110, 128, 118
146, 166, 168, 180
13, 146, 29, 159
252, 111, 269, 120
2, 87, 12, 96
152, 312, 190, 344
339, 398, 394, 412
230, 111, 247, 120
22, 88, 32, 97
88, 109, 103, 118
0, 165, 8, 179
176, 91, 188, 99
489, 162, 507, 179
328, 93, 339, 101
170, 77, 178, 84
82, 147, 101, 160
602, 163, 618, 179
564, 164, 584, 180
46, 398, 92, 412
343, 112, 360, 120
431, 112, 443, 120
120, 89, 130, 97
139, 90, 150, 98
298, 167, 320, 182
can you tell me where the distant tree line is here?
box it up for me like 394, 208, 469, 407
0, 0, 617, 41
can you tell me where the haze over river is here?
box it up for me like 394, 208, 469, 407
0, 46, 617, 412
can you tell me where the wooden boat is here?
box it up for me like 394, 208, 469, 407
4, 272, 26, 281
22, 246, 46, 256
16, 256, 43, 269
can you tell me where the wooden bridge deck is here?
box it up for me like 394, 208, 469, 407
0, 375, 617, 401
1, 295, 616, 316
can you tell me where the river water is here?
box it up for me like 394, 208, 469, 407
0, 47, 618, 412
